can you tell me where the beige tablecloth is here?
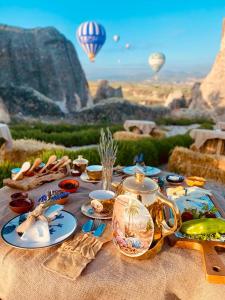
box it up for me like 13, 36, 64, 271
0, 123, 13, 149
190, 129, 225, 149
0, 177, 225, 300
124, 120, 156, 134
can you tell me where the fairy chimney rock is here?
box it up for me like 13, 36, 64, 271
197, 19, 225, 111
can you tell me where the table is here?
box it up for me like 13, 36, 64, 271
0, 177, 225, 300
217, 122, 225, 131
0, 123, 13, 150
124, 120, 156, 135
190, 129, 225, 155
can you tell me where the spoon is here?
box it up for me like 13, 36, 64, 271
50, 156, 69, 171
13, 162, 31, 181
26, 158, 42, 175
39, 155, 57, 173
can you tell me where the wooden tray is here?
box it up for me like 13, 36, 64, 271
167, 192, 225, 284
3, 168, 69, 191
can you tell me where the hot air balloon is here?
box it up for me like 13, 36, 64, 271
148, 52, 166, 73
76, 21, 106, 62
125, 43, 131, 49
113, 35, 120, 42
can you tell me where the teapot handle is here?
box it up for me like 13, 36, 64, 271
157, 192, 181, 237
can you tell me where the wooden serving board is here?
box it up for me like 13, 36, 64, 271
167, 192, 225, 284
3, 169, 69, 191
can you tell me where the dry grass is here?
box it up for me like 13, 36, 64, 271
168, 146, 225, 183
113, 129, 166, 141
0, 139, 64, 162
113, 131, 151, 141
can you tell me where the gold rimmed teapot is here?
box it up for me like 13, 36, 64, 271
112, 173, 181, 259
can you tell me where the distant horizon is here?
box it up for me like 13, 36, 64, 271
0, 1, 224, 81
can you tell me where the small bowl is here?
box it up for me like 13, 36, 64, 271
9, 198, 34, 214
58, 179, 79, 193
86, 165, 103, 181
166, 174, 184, 185
71, 169, 82, 177
11, 192, 28, 201
11, 168, 21, 180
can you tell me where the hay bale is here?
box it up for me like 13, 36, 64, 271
0, 139, 64, 162
151, 128, 166, 138
113, 131, 151, 141
168, 146, 225, 184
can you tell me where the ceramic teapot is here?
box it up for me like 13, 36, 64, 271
112, 173, 181, 258
113, 173, 158, 206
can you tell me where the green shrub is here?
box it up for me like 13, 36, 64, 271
199, 122, 214, 130
0, 134, 193, 187
10, 123, 123, 147
40, 134, 193, 167
156, 117, 214, 126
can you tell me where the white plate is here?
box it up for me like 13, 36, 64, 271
80, 173, 101, 183
81, 202, 113, 220
1, 210, 77, 249
89, 190, 115, 200
123, 165, 161, 176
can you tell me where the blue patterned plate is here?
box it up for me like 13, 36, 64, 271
1, 210, 77, 249
122, 165, 161, 176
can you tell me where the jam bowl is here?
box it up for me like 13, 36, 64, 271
11, 192, 29, 201
58, 179, 79, 193
9, 198, 34, 214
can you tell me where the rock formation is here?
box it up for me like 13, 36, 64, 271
0, 85, 63, 119
165, 90, 187, 110
190, 19, 225, 118
74, 98, 170, 123
94, 80, 123, 103
0, 24, 89, 114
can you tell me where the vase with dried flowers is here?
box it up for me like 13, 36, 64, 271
98, 128, 118, 190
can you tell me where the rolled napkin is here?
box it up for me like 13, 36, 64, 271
43, 224, 112, 280
16, 203, 63, 243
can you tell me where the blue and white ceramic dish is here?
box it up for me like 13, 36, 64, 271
1, 210, 77, 249
122, 165, 161, 177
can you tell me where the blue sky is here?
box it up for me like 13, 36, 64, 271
0, 0, 225, 80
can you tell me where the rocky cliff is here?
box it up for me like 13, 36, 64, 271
0, 24, 89, 114
74, 98, 170, 123
190, 19, 225, 118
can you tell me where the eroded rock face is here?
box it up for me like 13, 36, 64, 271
165, 90, 187, 110
190, 19, 225, 115
74, 98, 170, 123
0, 85, 64, 118
0, 24, 89, 113
94, 80, 123, 103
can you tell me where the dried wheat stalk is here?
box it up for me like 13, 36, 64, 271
98, 128, 118, 167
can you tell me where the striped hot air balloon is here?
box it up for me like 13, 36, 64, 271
76, 21, 106, 62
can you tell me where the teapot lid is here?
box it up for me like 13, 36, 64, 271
123, 173, 158, 194
73, 155, 88, 164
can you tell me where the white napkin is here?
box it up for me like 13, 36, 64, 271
20, 204, 64, 243
21, 219, 50, 242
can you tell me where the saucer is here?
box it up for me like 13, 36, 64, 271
80, 173, 101, 183
81, 202, 112, 219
